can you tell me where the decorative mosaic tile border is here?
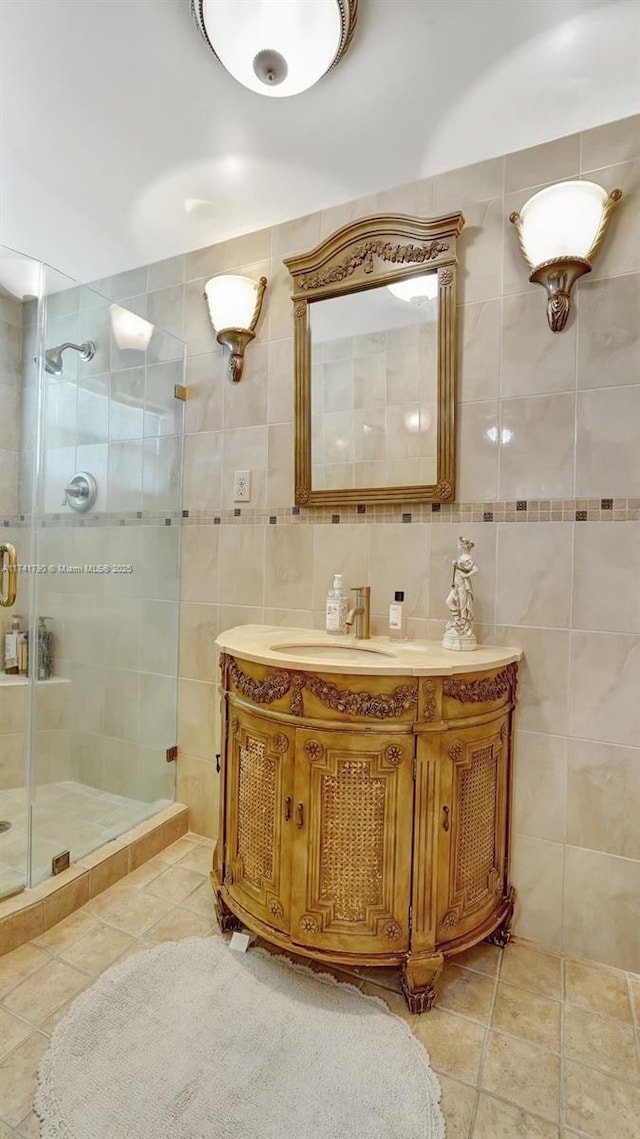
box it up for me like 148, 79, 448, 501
181, 498, 640, 525
1, 510, 182, 529
3, 498, 639, 530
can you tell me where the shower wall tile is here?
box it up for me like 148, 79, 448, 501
496, 523, 572, 628
575, 385, 640, 496
499, 394, 576, 499
569, 631, 640, 747
572, 522, 640, 633
501, 290, 577, 398
567, 739, 640, 860
577, 273, 640, 389
504, 132, 580, 193
512, 731, 567, 843
564, 847, 640, 972
511, 834, 564, 949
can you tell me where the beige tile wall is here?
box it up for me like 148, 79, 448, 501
94, 114, 640, 973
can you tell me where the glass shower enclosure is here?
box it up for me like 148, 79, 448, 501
0, 245, 185, 898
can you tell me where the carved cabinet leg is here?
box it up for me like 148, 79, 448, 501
215, 891, 242, 933
485, 886, 516, 949
401, 953, 445, 1014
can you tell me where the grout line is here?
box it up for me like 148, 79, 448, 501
467, 947, 502, 1136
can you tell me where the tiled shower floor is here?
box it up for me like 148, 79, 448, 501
0, 781, 171, 898
0, 831, 638, 1138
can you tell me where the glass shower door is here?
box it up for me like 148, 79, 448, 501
28, 269, 185, 885
0, 245, 41, 899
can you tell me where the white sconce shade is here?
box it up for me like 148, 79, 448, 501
109, 305, 154, 351
510, 180, 622, 332
387, 273, 438, 305
204, 274, 268, 382
191, 0, 357, 97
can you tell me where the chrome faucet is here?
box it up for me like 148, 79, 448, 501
346, 586, 371, 639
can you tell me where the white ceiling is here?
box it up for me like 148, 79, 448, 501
1, 0, 639, 284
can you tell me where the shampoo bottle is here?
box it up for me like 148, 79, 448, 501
325, 574, 348, 635
389, 591, 407, 641
4, 614, 22, 674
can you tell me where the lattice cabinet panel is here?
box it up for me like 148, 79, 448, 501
291, 728, 413, 954
435, 716, 509, 942
224, 707, 294, 930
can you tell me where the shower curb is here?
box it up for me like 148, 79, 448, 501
0, 802, 189, 956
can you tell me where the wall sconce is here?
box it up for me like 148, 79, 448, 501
509, 181, 622, 331
109, 305, 154, 351
204, 274, 268, 383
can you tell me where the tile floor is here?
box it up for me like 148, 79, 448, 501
0, 782, 171, 898
0, 831, 638, 1138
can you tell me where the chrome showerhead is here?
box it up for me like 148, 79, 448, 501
44, 340, 96, 376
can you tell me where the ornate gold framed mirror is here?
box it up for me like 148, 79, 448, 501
284, 211, 464, 506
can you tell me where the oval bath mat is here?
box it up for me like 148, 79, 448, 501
36, 935, 444, 1139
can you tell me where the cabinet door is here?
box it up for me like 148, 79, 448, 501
291, 728, 414, 954
224, 707, 294, 931
435, 716, 509, 943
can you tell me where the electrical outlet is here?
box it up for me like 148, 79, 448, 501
233, 470, 251, 502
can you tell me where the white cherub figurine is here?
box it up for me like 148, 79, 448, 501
442, 536, 478, 651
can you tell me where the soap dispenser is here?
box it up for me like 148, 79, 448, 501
326, 574, 348, 635
389, 591, 407, 641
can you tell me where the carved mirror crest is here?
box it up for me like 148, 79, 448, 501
284, 211, 464, 506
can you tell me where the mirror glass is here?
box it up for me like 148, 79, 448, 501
310, 275, 438, 490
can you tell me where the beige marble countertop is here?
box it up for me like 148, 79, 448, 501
216, 625, 522, 677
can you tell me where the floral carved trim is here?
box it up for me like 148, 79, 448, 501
441, 909, 459, 930
435, 480, 453, 501
447, 740, 464, 761
383, 921, 402, 941
230, 716, 240, 734
442, 663, 517, 705
295, 486, 309, 505
300, 914, 319, 933
384, 743, 405, 766
304, 739, 325, 760
293, 302, 306, 318
298, 239, 450, 290
422, 680, 437, 721
227, 657, 291, 704
438, 266, 453, 286
271, 733, 289, 754
302, 674, 417, 719
268, 896, 284, 918
291, 673, 306, 717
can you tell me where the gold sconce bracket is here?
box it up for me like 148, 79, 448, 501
509, 187, 622, 333
208, 275, 268, 383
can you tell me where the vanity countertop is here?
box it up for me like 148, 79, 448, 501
216, 625, 522, 677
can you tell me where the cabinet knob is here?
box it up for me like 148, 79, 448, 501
284, 795, 292, 821
442, 805, 450, 832
296, 802, 304, 828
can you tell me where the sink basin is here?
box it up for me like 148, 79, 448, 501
271, 642, 396, 663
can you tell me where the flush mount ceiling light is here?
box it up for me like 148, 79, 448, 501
204, 274, 268, 382
387, 273, 439, 305
509, 180, 622, 332
191, 0, 358, 97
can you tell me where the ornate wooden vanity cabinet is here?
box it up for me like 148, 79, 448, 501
212, 635, 520, 1012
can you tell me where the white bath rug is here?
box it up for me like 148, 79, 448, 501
36, 935, 444, 1139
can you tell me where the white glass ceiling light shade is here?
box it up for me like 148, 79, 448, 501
109, 305, 154, 351
204, 274, 268, 382
387, 273, 438, 304
510, 180, 622, 332
191, 0, 358, 96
